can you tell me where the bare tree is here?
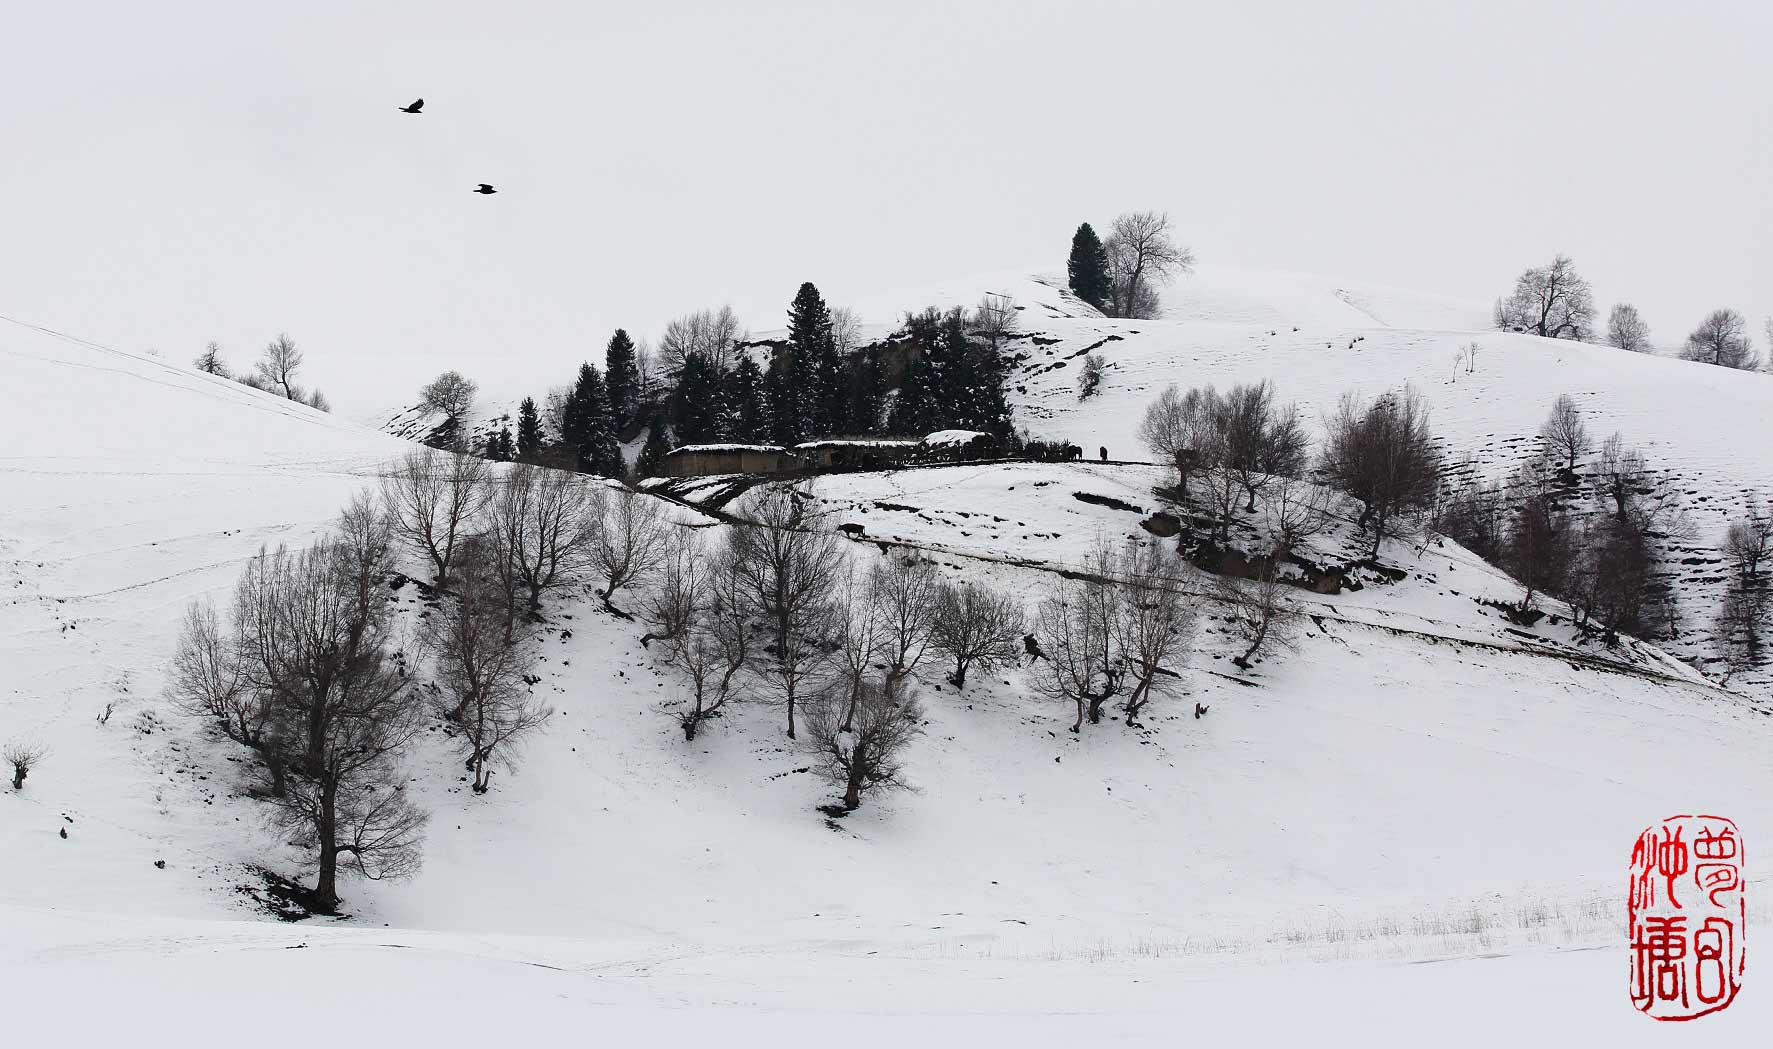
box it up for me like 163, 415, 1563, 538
194, 341, 229, 376
172, 599, 263, 747
732, 486, 845, 738
803, 681, 923, 812
1570, 512, 1655, 644
1435, 466, 1508, 563
1723, 499, 1773, 581
4, 741, 46, 790
827, 567, 885, 731
381, 448, 490, 589
254, 333, 305, 399
1493, 255, 1594, 340
1680, 309, 1759, 370
928, 581, 1024, 688
1138, 384, 1221, 496
418, 371, 478, 449
1216, 566, 1299, 671
1607, 304, 1652, 353
1118, 542, 1195, 724
831, 306, 864, 357
1077, 352, 1107, 399
659, 305, 743, 374
1263, 475, 1331, 559
1714, 581, 1768, 684
423, 540, 551, 792
1539, 393, 1590, 471
658, 536, 751, 741
486, 464, 598, 613
1031, 577, 1113, 732
1504, 470, 1574, 613
221, 538, 427, 913
973, 293, 1018, 354
871, 554, 940, 693
589, 486, 671, 615
1104, 211, 1194, 319
1318, 386, 1440, 557
1217, 380, 1307, 512
1593, 433, 1645, 523
641, 526, 701, 650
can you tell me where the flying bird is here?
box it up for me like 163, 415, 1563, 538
474, 184, 497, 195
398, 98, 424, 113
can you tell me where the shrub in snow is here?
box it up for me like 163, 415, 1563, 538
1077, 353, 1106, 400
4, 742, 46, 790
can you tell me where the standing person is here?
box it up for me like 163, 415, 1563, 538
1099, 446, 1108, 462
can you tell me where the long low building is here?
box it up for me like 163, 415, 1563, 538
660, 444, 811, 477
792, 438, 920, 471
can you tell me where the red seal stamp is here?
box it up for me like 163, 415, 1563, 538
1629, 814, 1745, 1019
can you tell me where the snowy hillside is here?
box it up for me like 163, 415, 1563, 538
4, 289, 1772, 1042
868, 268, 1773, 695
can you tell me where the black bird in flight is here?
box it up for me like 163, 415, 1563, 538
398, 98, 424, 114
474, 184, 497, 195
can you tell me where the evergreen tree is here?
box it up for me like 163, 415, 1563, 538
604, 329, 641, 434
846, 345, 886, 434
764, 351, 797, 445
1067, 223, 1112, 311
786, 282, 836, 439
560, 362, 622, 476
494, 422, 514, 462
635, 412, 672, 477
884, 307, 1013, 438
726, 353, 768, 442
515, 397, 543, 462
886, 309, 949, 435
672, 353, 724, 446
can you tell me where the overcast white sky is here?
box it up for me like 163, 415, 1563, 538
2, 1, 1767, 416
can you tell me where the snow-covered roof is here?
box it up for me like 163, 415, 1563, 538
793, 439, 919, 450
665, 443, 795, 456
919, 429, 991, 446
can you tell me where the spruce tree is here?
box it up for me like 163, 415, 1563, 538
786, 282, 836, 439
561, 362, 622, 475
604, 329, 640, 434
671, 353, 724, 446
635, 412, 672, 477
764, 351, 797, 445
516, 397, 543, 462
846, 346, 886, 434
886, 309, 948, 435
1068, 223, 1112, 311
727, 354, 768, 442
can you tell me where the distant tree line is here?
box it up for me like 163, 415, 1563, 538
410, 282, 1022, 481
194, 334, 331, 411
1494, 254, 1766, 371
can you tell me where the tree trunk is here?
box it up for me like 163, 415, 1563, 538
842, 772, 862, 811
1125, 677, 1151, 725
265, 754, 287, 798
314, 785, 340, 914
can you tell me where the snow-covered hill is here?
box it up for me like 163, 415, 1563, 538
4, 275, 1772, 1043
